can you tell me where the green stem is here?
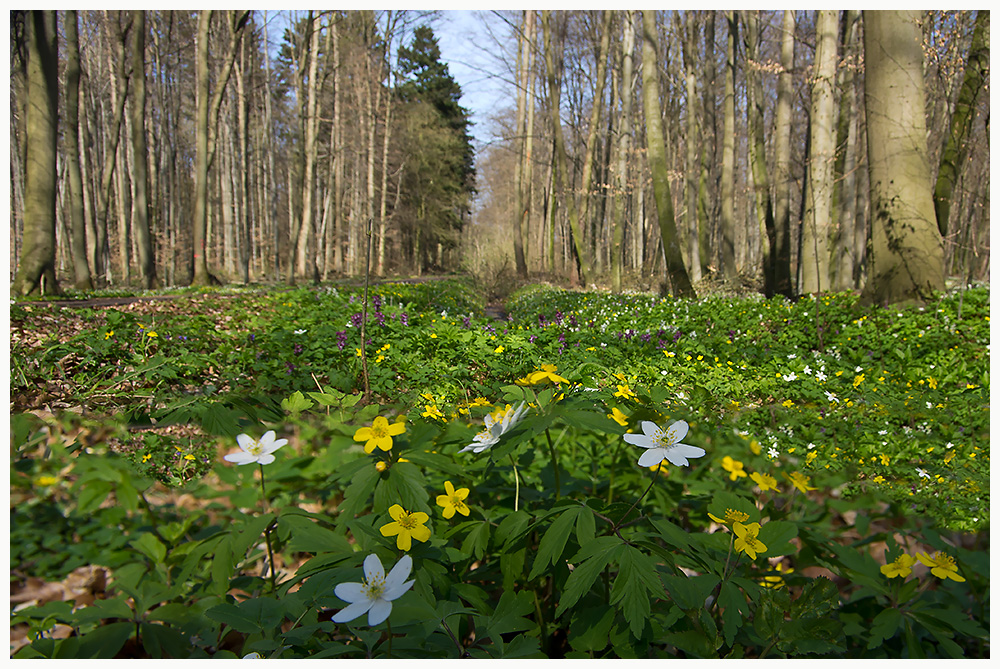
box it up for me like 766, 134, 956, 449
508, 455, 521, 512
439, 619, 466, 658
386, 620, 393, 658
612, 464, 661, 533
259, 464, 277, 594
545, 428, 560, 500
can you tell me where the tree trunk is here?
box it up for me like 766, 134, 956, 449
579, 10, 613, 270
542, 10, 590, 285
830, 10, 861, 291
294, 11, 321, 283
681, 12, 702, 284
862, 10, 945, 305
719, 11, 737, 279
743, 11, 777, 295
770, 10, 796, 297
512, 9, 532, 278
130, 10, 155, 288
13, 10, 60, 296
611, 10, 636, 293
191, 9, 250, 286
640, 10, 694, 298
801, 10, 838, 294
64, 10, 93, 290
933, 9, 989, 237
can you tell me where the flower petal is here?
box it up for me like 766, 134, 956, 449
332, 599, 373, 623
410, 525, 431, 543
639, 421, 661, 438
334, 582, 365, 603
380, 522, 401, 538
224, 452, 257, 465
383, 578, 415, 601
384, 555, 413, 591
256, 453, 276, 465
367, 599, 393, 626
236, 434, 255, 451
666, 420, 689, 443
363, 553, 385, 583
664, 444, 706, 467
388, 505, 406, 521
623, 433, 654, 448
637, 448, 667, 467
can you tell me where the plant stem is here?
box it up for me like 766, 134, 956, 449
545, 428, 560, 500
439, 619, 466, 658
613, 464, 661, 532
509, 455, 521, 512
259, 464, 277, 594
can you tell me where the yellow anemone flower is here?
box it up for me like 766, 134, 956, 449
733, 521, 767, 560
354, 416, 406, 453
380, 504, 431, 551
436, 481, 471, 519
880, 554, 917, 579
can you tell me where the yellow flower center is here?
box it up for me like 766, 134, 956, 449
398, 513, 419, 530
725, 509, 750, 523
363, 575, 386, 600
247, 440, 263, 456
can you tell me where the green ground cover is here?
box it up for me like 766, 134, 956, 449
9, 279, 990, 658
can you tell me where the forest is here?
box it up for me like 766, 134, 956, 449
8, 10, 990, 303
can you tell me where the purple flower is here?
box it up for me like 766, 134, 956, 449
336, 331, 348, 350
400, 313, 409, 326
373, 295, 382, 310
351, 312, 364, 328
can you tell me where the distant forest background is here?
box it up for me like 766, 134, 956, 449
9, 10, 990, 304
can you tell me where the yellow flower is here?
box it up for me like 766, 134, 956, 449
664, 351, 676, 357
469, 397, 491, 407
707, 508, 750, 527
35, 476, 58, 487
142, 453, 152, 463
104, 330, 114, 339
944, 450, 956, 464
749, 440, 761, 456
880, 554, 917, 578
805, 451, 818, 465
916, 551, 966, 582
750, 471, 780, 492
607, 406, 629, 427
430, 333, 438, 339
517, 363, 569, 386
879, 453, 890, 466
733, 522, 767, 560
436, 481, 471, 519
762, 562, 794, 589
927, 377, 937, 389
781, 399, 794, 408
853, 374, 865, 388
614, 384, 637, 400
354, 416, 406, 454
872, 475, 885, 484
146, 331, 158, 338
380, 504, 431, 551
785, 471, 817, 494
422, 405, 445, 420
722, 456, 748, 480
375, 461, 387, 472
494, 345, 505, 354
356, 348, 364, 358
184, 454, 195, 461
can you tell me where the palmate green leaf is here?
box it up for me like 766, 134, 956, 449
718, 581, 749, 647
278, 513, 350, 554
527, 506, 580, 580
867, 607, 902, 649
485, 590, 537, 644
373, 461, 431, 514
337, 461, 380, 518
556, 537, 623, 617
206, 597, 284, 635
131, 532, 167, 564
460, 520, 491, 560
71, 621, 134, 659
140, 621, 191, 658
609, 545, 663, 638
757, 520, 798, 558
494, 509, 532, 550
661, 573, 719, 611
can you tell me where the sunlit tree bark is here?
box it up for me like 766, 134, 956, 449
64, 10, 93, 290
862, 10, 945, 305
130, 9, 156, 288
772, 10, 795, 297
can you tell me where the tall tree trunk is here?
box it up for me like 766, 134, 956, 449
933, 9, 989, 237
862, 10, 945, 305
771, 10, 795, 297
64, 10, 92, 289
13, 10, 60, 296
542, 10, 590, 285
718, 11, 737, 279
579, 10, 613, 269
681, 12, 702, 284
801, 10, 838, 294
743, 11, 777, 296
294, 11, 321, 283
697, 12, 716, 279
130, 10, 155, 288
511, 9, 533, 278
830, 10, 861, 291
640, 10, 694, 298
611, 10, 636, 293
191, 9, 250, 286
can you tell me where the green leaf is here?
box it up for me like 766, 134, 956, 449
575, 505, 596, 546
650, 517, 691, 552
278, 514, 350, 554
663, 629, 716, 658
485, 590, 536, 644
72, 621, 134, 659
131, 533, 167, 564
140, 622, 190, 658
495, 509, 532, 550
556, 538, 623, 617
527, 507, 579, 580
77, 479, 112, 514
610, 545, 663, 638
281, 390, 314, 415
568, 605, 616, 653
338, 462, 380, 518
661, 573, 720, 611
867, 607, 902, 649
718, 581, 748, 647
206, 597, 284, 635
791, 577, 839, 619
460, 520, 491, 561
757, 520, 798, 558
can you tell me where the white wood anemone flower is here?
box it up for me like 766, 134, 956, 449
459, 402, 528, 454
224, 430, 288, 466
332, 554, 415, 626
623, 420, 706, 468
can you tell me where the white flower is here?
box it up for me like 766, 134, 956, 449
915, 468, 932, 480
815, 371, 827, 382
624, 420, 705, 467
294, 329, 306, 335
787, 354, 797, 359
803, 365, 812, 375
460, 402, 528, 454
768, 446, 780, 459
824, 390, 839, 403
332, 554, 415, 626
782, 372, 797, 382
224, 431, 288, 466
